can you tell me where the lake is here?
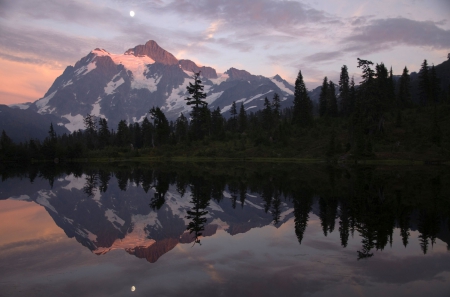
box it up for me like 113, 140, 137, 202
1, 162, 449, 297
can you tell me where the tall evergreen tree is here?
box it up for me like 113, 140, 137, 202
238, 103, 247, 133
185, 72, 208, 139
430, 65, 440, 105
262, 97, 273, 130
141, 117, 153, 147
272, 92, 281, 122
174, 113, 189, 143
327, 81, 338, 117
229, 101, 238, 133
211, 107, 225, 140
98, 118, 110, 148
339, 65, 351, 116
397, 66, 411, 109
418, 59, 430, 106
319, 76, 329, 117
116, 120, 130, 147
292, 70, 313, 127
149, 106, 170, 146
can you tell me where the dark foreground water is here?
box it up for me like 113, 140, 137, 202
0, 162, 449, 297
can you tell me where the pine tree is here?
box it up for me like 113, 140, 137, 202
211, 107, 225, 140
327, 81, 338, 117
262, 97, 273, 130
149, 107, 170, 146
418, 59, 430, 106
174, 113, 189, 143
185, 71, 208, 139
98, 118, 110, 148
141, 117, 153, 147
116, 120, 130, 147
397, 66, 411, 109
229, 101, 238, 133
319, 76, 329, 117
238, 103, 247, 133
430, 65, 440, 105
339, 65, 350, 116
292, 70, 313, 127
272, 92, 281, 122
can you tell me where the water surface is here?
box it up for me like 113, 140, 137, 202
1, 162, 449, 296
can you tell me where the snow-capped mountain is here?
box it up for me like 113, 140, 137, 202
25, 40, 295, 132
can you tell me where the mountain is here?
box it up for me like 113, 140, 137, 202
23, 40, 295, 132
0, 104, 70, 142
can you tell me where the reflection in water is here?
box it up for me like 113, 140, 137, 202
1, 162, 449, 262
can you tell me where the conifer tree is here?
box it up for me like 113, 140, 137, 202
397, 66, 411, 109
149, 106, 170, 146
211, 107, 225, 140
430, 65, 440, 105
418, 59, 430, 106
327, 81, 338, 117
229, 101, 238, 133
293, 70, 313, 127
319, 77, 328, 117
185, 72, 208, 139
238, 103, 247, 133
141, 117, 153, 147
339, 65, 350, 116
272, 92, 281, 122
98, 118, 110, 148
262, 97, 273, 130
174, 113, 188, 143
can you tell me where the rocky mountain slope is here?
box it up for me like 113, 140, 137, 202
18, 40, 295, 132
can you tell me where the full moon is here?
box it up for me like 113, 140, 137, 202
130, 11, 135, 17
131, 286, 136, 291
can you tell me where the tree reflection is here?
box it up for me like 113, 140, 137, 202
149, 172, 170, 211
185, 177, 210, 245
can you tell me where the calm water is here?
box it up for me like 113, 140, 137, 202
1, 162, 449, 297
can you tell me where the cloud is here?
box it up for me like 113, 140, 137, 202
343, 18, 450, 54
304, 51, 343, 63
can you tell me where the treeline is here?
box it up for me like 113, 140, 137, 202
1, 58, 449, 161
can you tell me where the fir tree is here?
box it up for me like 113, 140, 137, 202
185, 72, 208, 139
327, 81, 338, 117
397, 66, 411, 109
292, 70, 313, 127
229, 101, 238, 133
319, 76, 329, 117
149, 106, 170, 146
272, 92, 281, 122
141, 117, 153, 147
174, 113, 189, 143
98, 118, 110, 148
339, 65, 350, 116
238, 103, 247, 133
430, 65, 440, 105
211, 107, 225, 140
418, 59, 430, 106
262, 97, 273, 130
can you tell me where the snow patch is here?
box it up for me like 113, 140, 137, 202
245, 106, 257, 110
36, 91, 56, 114
74, 61, 97, 77
104, 75, 124, 95
209, 73, 229, 85
61, 113, 85, 132
91, 97, 102, 116
62, 174, 86, 191
8, 103, 30, 110
36, 190, 57, 213
270, 78, 294, 95
105, 209, 125, 230
10, 195, 31, 201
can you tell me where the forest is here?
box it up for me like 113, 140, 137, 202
1, 58, 449, 162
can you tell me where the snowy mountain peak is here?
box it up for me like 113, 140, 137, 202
124, 40, 178, 65
273, 74, 283, 82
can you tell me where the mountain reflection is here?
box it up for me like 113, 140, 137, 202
1, 162, 449, 262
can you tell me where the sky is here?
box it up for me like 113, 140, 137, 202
0, 0, 449, 105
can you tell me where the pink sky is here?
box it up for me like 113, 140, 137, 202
0, 0, 449, 105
